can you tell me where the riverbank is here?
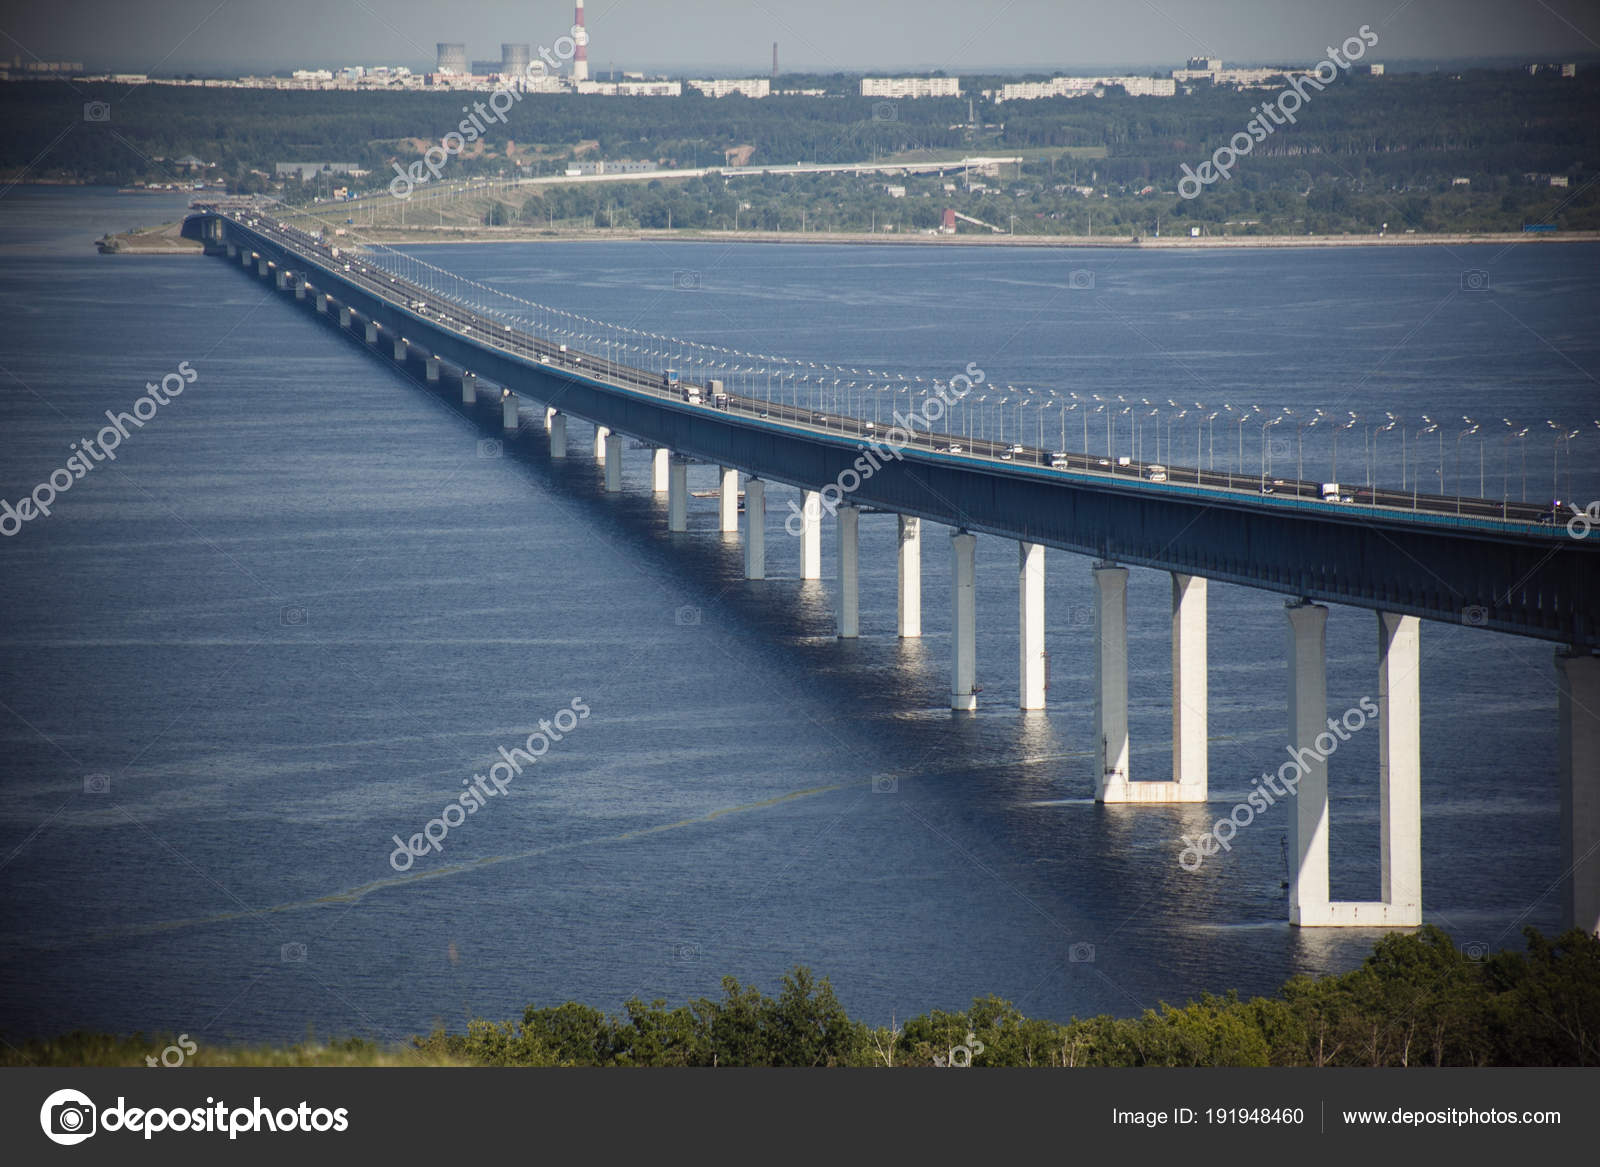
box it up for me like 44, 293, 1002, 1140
94, 218, 201, 254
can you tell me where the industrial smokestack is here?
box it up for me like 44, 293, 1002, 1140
572, 0, 589, 82
772, 42, 778, 79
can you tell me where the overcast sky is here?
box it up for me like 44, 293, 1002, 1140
1, 0, 1596, 75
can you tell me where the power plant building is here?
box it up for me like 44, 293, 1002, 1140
501, 43, 531, 76
435, 42, 467, 75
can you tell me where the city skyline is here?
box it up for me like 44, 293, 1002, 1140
0, 0, 1596, 76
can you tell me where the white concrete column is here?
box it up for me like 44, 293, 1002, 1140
800, 490, 822, 580
950, 530, 977, 711
364, 321, 379, 344
242, 250, 253, 267
1556, 649, 1600, 935
594, 424, 609, 462
668, 457, 688, 531
315, 294, 328, 314
652, 447, 670, 493
338, 306, 352, 328
1378, 611, 1422, 925
425, 357, 440, 382
898, 515, 921, 638
837, 506, 860, 638
275, 269, 289, 290
545, 406, 557, 434
604, 432, 623, 492
1286, 600, 1331, 925
392, 338, 407, 361
719, 467, 739, 533
1094, 563, 1131, 798
1171, 573, 1209, 796
1019, 541, 1046, 710
744, 478, 766, 580
257, 257, 269, 277
462, 373, 477, 405
501, 391, 519, 433
294, 279, 306, 300
549, 412, 567, 458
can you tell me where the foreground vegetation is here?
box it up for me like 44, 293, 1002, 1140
6, 927, 1597, 1067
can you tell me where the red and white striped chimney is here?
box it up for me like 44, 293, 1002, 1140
572, 0, 589, 82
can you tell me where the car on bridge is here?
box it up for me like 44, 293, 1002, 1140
1051, 452, 1071, 468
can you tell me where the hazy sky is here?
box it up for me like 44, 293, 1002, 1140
1, 0, 1596, 74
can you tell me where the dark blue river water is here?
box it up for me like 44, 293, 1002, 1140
1, 188, 1595, 1047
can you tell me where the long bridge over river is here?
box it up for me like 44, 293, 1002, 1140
183, 208, 1599, 934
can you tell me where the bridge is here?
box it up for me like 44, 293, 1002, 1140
184, 208, 1600, 935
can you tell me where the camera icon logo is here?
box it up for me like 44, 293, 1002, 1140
40, 1088, 97, 1145
871, 101, 898, 122
281, 941, 308, 962
280, 606, 307, 627
1268, 437, 1291, 460
1068, 269, 1095, 290
1462, 940, 1490, 961
83, 101, 110, 122
477, 438, 503, 459
672, 269, 700, 291
1068, 941, 1096, 963
676, 942, 700, 962
674, 604, 701, 626
83, 773, 110, 794
1460, 269, 1491, 292
1461, 605, 1489, 627
871, 775, 898, 794
1068, 604, 1094, 628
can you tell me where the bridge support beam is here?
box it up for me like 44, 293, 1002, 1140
1556, 649, 1600, 935
365, 321, 379, 345
744, 479, 766, 580
652, 448, 669, 493
950, 530, 977, 711
257, 257, 269, 277
275, 270, 289, 290
719, 467, 739, 533
594, 425, 609, 463
1285, 601, 1331, 923
1377, 612, 1423, 925
1019, 541, 1046, 710
1171, 573, 1209, 798
501, 392, 519, 434
338, 306, 352, 328
898, 515, 921, 638
425, 357, 440, 382
242, 250, 253, 268
799, 491, 822, 580
1094, 563, 1132, 798
226, 243, 237, 258
604, 432, 623, 492
668, 457, 688, 532
315, 294, 327, 314
549, 412, 567, 458
461, 373, 477, 405
544, 406, 556, 433
294, 278, 306, 300
392, 338, 407, 361
837, 506, 860, 638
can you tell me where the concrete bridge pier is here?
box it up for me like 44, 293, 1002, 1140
549, 412, 567, 458
425, 357, 440, 382
1171, 573, 1209, 799
837, 506, 860, 638
652, 448, 669, 493
898, 515, 921, 638
364, 321, 379, 345
744, 479, 766, 580
594, 425, 609, 463
604, 432, 624, 492
544, 406, 557, 434
1094, 562, 1131, 798
315, 294, 327, 314
275, 269, 289, 290
392, 338, 407, 361
501, 391, 519, 433
338, 306, 352, 328
1555, 649, 1600, 935
294, 277, 306, 300
226, 243, 237, 258
257, 258, 270, 278
462, 373, 477, 405
668, 457, 689, 532
1285, 604, 1423, 927
719, 468, 739, 533
799, 491, 822, 580
950, 530, 977, 711
1019, 541, 1046, 710
241, 250, 253, 268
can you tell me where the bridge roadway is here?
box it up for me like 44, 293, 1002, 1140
185, 209, 1600, 935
